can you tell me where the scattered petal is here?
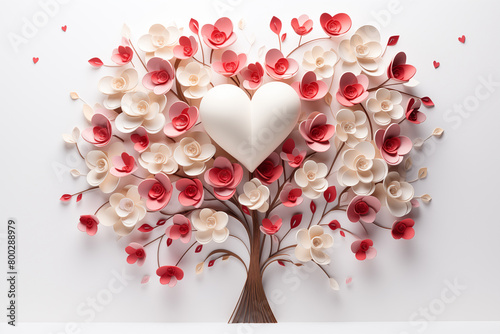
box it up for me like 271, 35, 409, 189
432, 127, 444, 137
138, 224, 154, 232
418, 167, 428, 179
387, 35, 399, 46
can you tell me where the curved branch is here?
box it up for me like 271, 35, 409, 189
204, 249, 248, 272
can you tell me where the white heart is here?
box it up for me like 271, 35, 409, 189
200, 82, 301, 172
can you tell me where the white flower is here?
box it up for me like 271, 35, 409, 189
139, 143, 178, 174
97, 185, 146, 236
138, 24, 180, 60
173, 132, 216, 176
85, 142, 123, 193
335, 109, 369, 147
176, 62, 211, 99
367, 88, 404, 126
302, 46, 338, 79
338, 25, 384, 76
294, 160, 329, 199
337, 141, 388, 196
295, 225, 333, 265
115, 91, 166, 134
238, 178, 270, 213
192, 208, 229, 244
98, 68, 138, 109
374, 171, 414, 217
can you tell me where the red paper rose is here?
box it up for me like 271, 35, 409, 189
260, 215, 283, 235
164, 101, 199, 137
279, 183, 303, 207
201, 17, 237, 49
125, 242, 146, 266
347, 196, 381, 223
81, 113, 112, 147
77, 215, 99, 236
351, 238, 376, 261
212, 50, 247, 77
204, 157, 243, 201
391, 218, 415, 240
241, 62, 264, 90
375, 123, 412, 165
299, 112, 335, 152
387, 52, 416, 82
165, 214, 192, 243
319, 13, 351, 36
406, 98, 426, 124
142, 57, 175, 95
138, 172, 173, 211
291, 71, 329, 101
280, 138, 306, 168
255, 152, 283, 185
336, 72, 369, 106
173, 36, 198, 59
111, 42, 133, 65
265, 49, 299, 80
291, 14, 313, 36
156, 265, 184, 287
176, 178, 204, 208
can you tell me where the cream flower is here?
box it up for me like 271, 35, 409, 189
367, 88, 404, 126
294, 160, 329, 199
173, 132, 215, 176
85, 142, 123, 193
337, 141, 388, 196
302, 46, 338, 79
115, 91, 166, 134
238, 178, 270, 213
176, 62, 211, 99
374, 171, 414, 217
98, 68, 138, 109
139, 143, 178, 174
192, 208, 229, 244
97, 185, 146, 236
338, 25, 384, 76
335, 109, 369, 147
138, 24, 180, 60
295, 225, 333, 265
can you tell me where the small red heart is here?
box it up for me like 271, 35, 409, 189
33, 57, 39, 64
458, 35, 465, 43
433, 61, 440, 69
61, 25, 67, 32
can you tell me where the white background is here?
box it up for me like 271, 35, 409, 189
1, 0, 500, 332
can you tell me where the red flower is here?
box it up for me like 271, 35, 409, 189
299, 112, 335, 152
81, 113, 112, 147
291, 71, 329, 101
176, 178, 204, 208
319, 13, 352, 36
173, 36, 198, 59
77, 215, 99, 236
142, 57, 175, 95
165, 214, 192, 243
201, 17, 237, 49
351, 239, 377, 261
130, 127, 149, 153
156, 265, 184, 287
241, 62, 264, 90
138, 173, 173, 211
391, 218, 415, 240
279, 183, 303, 207
125, 242, 146, 266
347, 196, 381, 223
291, 14, 313, 36
336, 72, 369, 106
255, 152, 283, 185
111, 152, 137, 177
375, 123, 412, 165
280, 138, 306, 168
212, 50, 247, 77
111, 42, 133, 65
387, 52, 416, 82
264, 49, 299, 80
405, 98, 426, 124
204, 157, 243, 200
260, 215, 283, 235
164, 101, 199, 137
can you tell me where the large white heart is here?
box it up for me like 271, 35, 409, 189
199, 82, 301, 172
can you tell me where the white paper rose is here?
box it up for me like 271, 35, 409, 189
176, 62, 212, 99
294, 160, 329, 199
85, 142, 123, 194
192, 208, 229, 244
366, 88, 404, 126
115, 91, 166, 134
173, 132, 215, 176
374, 171, 414, 217
302, 46, 338, 79
335, 109, 369, 147
98, 68, 138, 109
139, 143, 178, 174
138, 24, 180, 60
238, 178, 270, 213
295, 225, 333, 265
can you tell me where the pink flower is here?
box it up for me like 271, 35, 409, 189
201, 17, 237, 49
255, 152, 283, 185
164, 101, 199, 137
142, 57, 175, 95
156, 265, 184, 287
351, 239, 376, 261
241, 62, 264, 90
320, 13, 352, 36
391, 218, 415, 240
125, 242, 146, 266
280, 138, 306, 168
291, 71, 329, 101
375, 123, 412, 165
406, 98, 426, 124
111, 42, 133, 65
260, 215, 283, 235
82, 113, 112, 147
264, 49, 299, 80
279, 183, 303, 207
291, 14, 313, 36
77, 215, 99, 236
176, 178, 204, 208
204, 157, 243, 201
387, 52, 416, 82
165, 214, 192, 243
336, 72, 369, 106
299, 112, 335, 152
173, 36, 198, 59
212, 50, 247, 77
138, 173, 173, 211
111, 152, 137, 177
130, 127, 149, 153
347, 196, 381, 223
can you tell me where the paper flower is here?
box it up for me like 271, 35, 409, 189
351, 239, 376, 260
111, 152, 138, 177
212, 50, 247, 77
156, 265, 184, 287
164, 101, 199, 137
338, 25, 383, 76
291, 71, 329, 101
406, 98, 426, 124
319, 13, 351, 36
255, 152, 283, 185
138, 172, 173, 211
98, 68, 138, 109
302, 46, 338, 79
265, 49, 299, 80
97, 185, 147, 236
176, 178, 204, 208
238, 178, 270, 212
337, 141, 388, 196
125, 242, 146, 266
391, 218, 415, 240
280, 138, 306, 168
374, 171, 414, 217
335, 109, 369, 147
347, 195, 381, 223
116, 92, 166, 134
85, 142, 123, 193
295, 225, 333, 265
279, 183, 303, 207
241, 62, 265, 90
375, 123, 412, 165
173, 132, 216, 176
291, 14, 313, 36
78, 215, 99, 236
138, 24, 181, 60
130, 127, 149, 153
142, 57, 175, 95
111, 44, 133, 65
176, 62, 212, 99
204, 157, 243, 201
139, 143, 178, 175
260, 215, 282, 235
201, 17, 237, 49
192, 208, 229, 244
82, 113, 112, 147
173, 36, 198, 59
299, 112, 335, 152
367, 88, 404, 126
387, 52, 416, 82
165, 214, 192, 243
294, 160, 329, 199
336, 72, 369, 106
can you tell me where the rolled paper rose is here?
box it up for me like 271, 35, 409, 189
111, 152, 137, 177
336, 72, 369, 106
111, 44, 133, 65
176, 178, 204, 208
255, 152, 283, 185
299, 112, 335, 152
156, 265, 184, 287
241, 62, 265, 90
279, 183, 303, 207
319, 13, 352, 36
165, 214, 192, 243
347, 196, 381, 223
142, 57, 175, 95
138, 173, 173, 211
265, 49, 299, 80
405, 98, 426, 124
391, 218, 416, 240
173, 36, 198, 59
292, 71, 329, 101
125, 242, 146, 266
130, 127, 149, 153
375, 123, 412, 165
387, 52, 416, 82
212, 50, 247, 77
351, 238, 376, 260
204, 157, 243, 201
260, 215, 283, 235
164, 101, 199, 137
77, 215, 99, 236
201, 17, 237, 49
291, 14, 313, 36
280, 138, 306, 168
82, 113, 112, 147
